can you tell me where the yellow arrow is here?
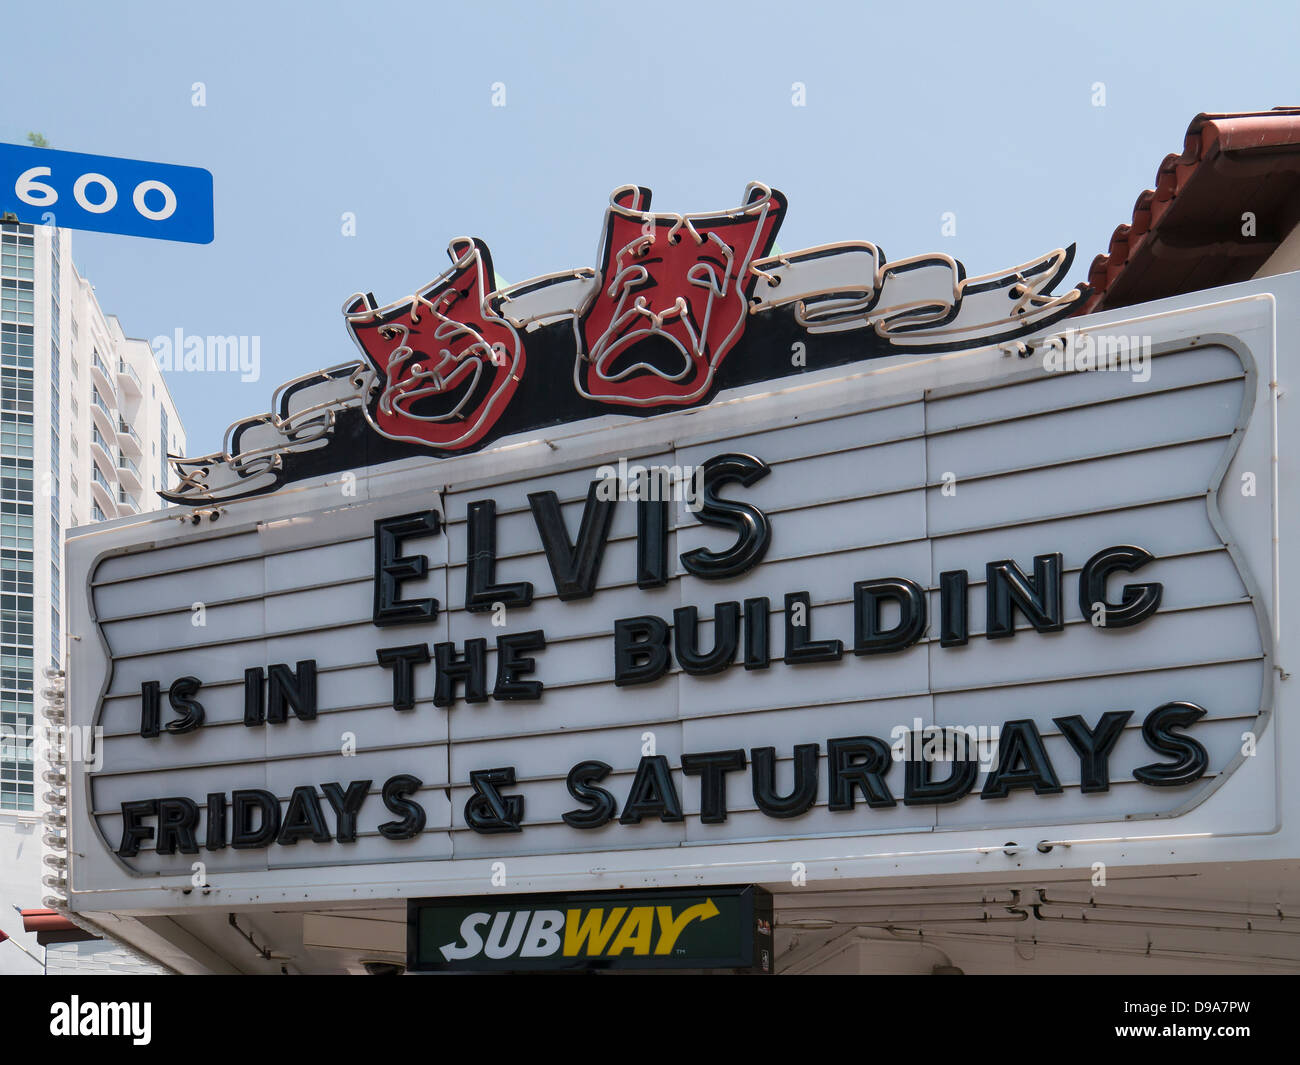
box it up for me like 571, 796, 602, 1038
654, 898, 720, 955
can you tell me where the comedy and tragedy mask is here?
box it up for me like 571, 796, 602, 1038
575, 182, 786, 407
345, 238, 522, 450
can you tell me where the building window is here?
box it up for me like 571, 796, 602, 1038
0, 416, 33, 458
0, 366, 34, 414
0, 504, 34, 550
0, 229, 34, 281
0, 280, 34, 325
0, 559, 30, 595
0, 761, 34, 810
0, 594, 34, 645
0, 457, 33, 504
1, 650, 34, 692
0, 323, 33, 369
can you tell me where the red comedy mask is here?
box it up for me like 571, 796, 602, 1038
344, 238, 522, 451
576, 183, 786, 407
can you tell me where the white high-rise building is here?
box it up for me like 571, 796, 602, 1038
0, 220, 185, 972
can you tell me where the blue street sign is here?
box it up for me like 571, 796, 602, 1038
0, 143, 213, 244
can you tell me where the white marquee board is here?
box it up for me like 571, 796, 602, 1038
62, 290, 1290, 914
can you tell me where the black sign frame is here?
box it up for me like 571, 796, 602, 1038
407, 884, 774, 973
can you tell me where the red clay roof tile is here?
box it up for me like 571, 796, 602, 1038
1079, 107, 1300, 314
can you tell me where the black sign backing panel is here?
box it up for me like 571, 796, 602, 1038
408, 885, 773, 972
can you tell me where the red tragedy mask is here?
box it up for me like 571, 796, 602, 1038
576, 183, 786, 407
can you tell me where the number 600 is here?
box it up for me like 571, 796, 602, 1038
14, 166, 177, 221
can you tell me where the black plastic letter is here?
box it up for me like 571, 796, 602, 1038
784, 591, 843, 664
267, 660, 317, 723
378, 774, 427, 839
743, 597, 771, 670
679, 454, 772, 580
1054, 711, 1132, 793
986, 554, 1064, 638
205, 793, 226, 851
562, 760, 619, 829
464, 500, 533, 613
614, 615, 672, 686
277, 785, 333, 845
243, 667, 263, 727
373, 510, 441, 626
140, 680, 161, 738
165, 676, 205, 734
321, 780, 371, 843
117, 799, 156, 857
529, 483, 616, 601
1134, 702, 1209, 787
637, 498, 670, 589
619, 755, 684, 824
904, 739, 979, 806
680, 749, 746, 824
980, 720, 1063, 798
231, 790, 282, 849
673, 603, 740, 675
853, 578, 927, 655
751, 744, 819, 818
1078, 545, 1163, 629
463, 767, 524, 833
376, 644, 431, 711
493, 630, 546, 700
827, 736, 895, 810
939, 570, 969, 647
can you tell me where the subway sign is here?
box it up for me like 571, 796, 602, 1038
408, 887, 773, 972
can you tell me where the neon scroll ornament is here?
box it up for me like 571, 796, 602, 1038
162, 183, 1085, 504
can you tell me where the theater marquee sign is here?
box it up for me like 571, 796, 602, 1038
63, 187, 1277, 907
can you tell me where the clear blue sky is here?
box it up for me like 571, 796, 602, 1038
4, 0, 1298, 452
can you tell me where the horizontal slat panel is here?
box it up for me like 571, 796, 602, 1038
925, 346, 1243, 432
927, 380, 1241, 481
83, 339, 1269, 877
927, 439, 1230, 535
